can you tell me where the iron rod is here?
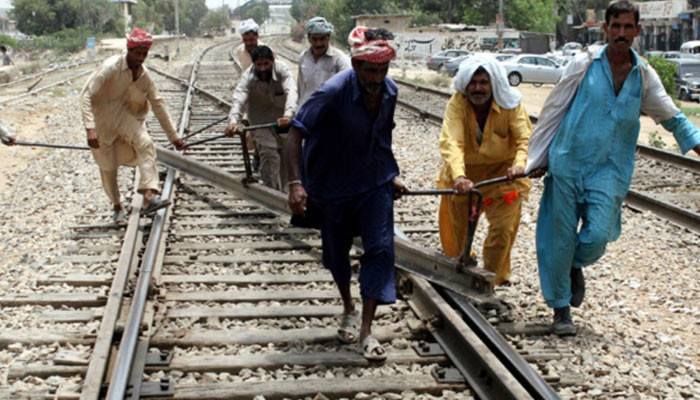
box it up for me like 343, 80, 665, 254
105, 168, 175, 400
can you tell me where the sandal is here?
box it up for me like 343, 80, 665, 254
337, 311, 359, 344
360, 335, 387, 361
141, 196, 171, 216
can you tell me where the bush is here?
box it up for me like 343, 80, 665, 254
647, 56, 676, 98
0, 34, 19, 49
29, 28, 97, 54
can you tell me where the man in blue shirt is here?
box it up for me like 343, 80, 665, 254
532, 1, 700, 336
286, 26, 407, 361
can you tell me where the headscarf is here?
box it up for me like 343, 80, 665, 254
306, 17, 334, 35
347, 26, 396, 64
126, 28, 153, 49
453, 56, 521, 110
239, 19, 259, 35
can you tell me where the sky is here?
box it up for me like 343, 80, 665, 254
205, 0, 244, 9
0, 0, 244, 9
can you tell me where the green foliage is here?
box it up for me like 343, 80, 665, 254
508, 0, 557, 33
409, 11, 441, 28
647, 131, 667, 149
647, 56, 677, 98
11, 0, 121, 36
200, 7, 231, 33
0, 35, 19, 49
240, 1, 270, 25
681, 106, 700, 117
132, 0, 208, 36
28, 27, 97, 54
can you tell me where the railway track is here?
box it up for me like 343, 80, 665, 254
0, 61, 99, 106
0, 38, 560, 399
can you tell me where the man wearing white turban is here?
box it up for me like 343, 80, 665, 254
233, 19, 262, 72
437, 56, 531, 286
297, 17, 350, 106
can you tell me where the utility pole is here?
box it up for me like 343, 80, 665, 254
174, 0, 180, 57
497, 0, 504, 50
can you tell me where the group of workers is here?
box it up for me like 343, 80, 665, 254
4, 0, 696, 361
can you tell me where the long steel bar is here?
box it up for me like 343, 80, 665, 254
440, 288, 559, 399
625, 189, 700, 233
106, 41, 229, 399
105, 168, 176, 399
405, 275, 535, 400
155, 146, 496, 296
0, 70, 92, 105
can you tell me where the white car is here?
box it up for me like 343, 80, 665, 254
501, 54, 563, 86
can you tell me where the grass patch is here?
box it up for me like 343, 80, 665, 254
647, 131, 667, 149
18, 61, 41, 75
429, 74, 451, 88
681, 106, 700, 117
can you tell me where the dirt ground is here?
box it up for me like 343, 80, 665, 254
0, 101, 69, 192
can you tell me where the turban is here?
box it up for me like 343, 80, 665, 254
306, 17, 334, 35
348, 26, 396, 64
239, 19, 259, 34
126, 28, 153, 49
453, 56, 522, 110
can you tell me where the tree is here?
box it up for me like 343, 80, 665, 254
508, 0, 557, 33
200, 7, 231, 33
11, 0, 120, 36
132, 0, 207, 36
240, 1, 270, 25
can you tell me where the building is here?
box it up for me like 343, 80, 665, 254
352, 14, 412, 33
639, 0, 689, 51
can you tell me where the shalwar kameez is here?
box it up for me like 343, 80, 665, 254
532, 46, 700, 309
437, 58, 532, 285
80, 29, 180, 212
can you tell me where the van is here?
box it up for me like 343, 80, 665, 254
680, 40, 700, 54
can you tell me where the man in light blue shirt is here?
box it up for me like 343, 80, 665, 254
535, 1, 700, 336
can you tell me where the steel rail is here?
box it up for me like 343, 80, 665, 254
636, 143, 700, 171
439, 287, 560, 399
156, 146, 496, 298
0, 69, 92, 105
153, 146, 557, 399
0, 60, 96, 90
105, 39, 234, 399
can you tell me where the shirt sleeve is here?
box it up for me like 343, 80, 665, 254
660, 112, 700, 154
509, 103, 533, 168
80, 65, 112, 130
641, 64, 680, 123
279, 63, 298, 118
145, 71, 179, 143
439, 94, 467, 180
228, 71, 252, 125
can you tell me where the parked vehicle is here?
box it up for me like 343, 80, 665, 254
645, 50, 664, 58
426, 49, 470, 71
669, 58, 700, 102
663, 51, 682, 59
442, 53, 497, 77
501, 54, 563, 86
680, 40, 700, 55
560, 42, 582, 56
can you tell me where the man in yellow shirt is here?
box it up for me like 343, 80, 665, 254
81, 28, 184, 223
437, 57, 531, 285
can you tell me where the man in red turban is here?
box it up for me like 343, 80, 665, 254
287, 26, 407, 362
80, 28, 184, 223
